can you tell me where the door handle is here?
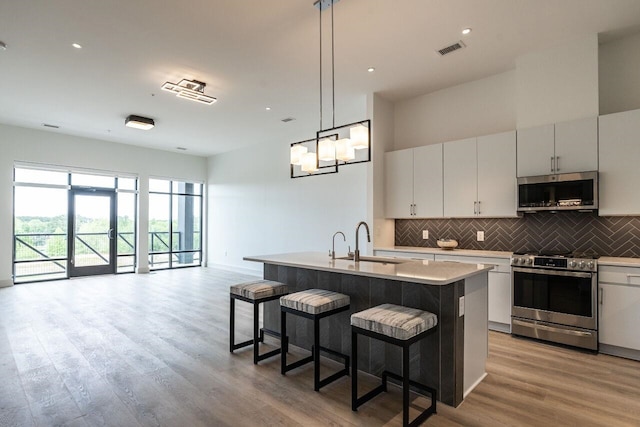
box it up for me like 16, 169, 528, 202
107, 229, 114, 240
599, 287, 603, 305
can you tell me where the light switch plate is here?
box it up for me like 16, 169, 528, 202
422, 230, 429, 240
477, 231, 485, 242
459, 296, 465, 317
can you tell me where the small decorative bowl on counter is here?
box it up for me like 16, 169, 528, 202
437, 239, 458, 250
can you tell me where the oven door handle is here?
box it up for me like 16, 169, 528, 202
512, 267, 593, 279
512, 319, 594, 337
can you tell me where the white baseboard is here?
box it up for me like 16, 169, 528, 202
599, 344, 640, 362
207, 263, 261, 277
0, 279, 13, 288
488, 321, 511, 334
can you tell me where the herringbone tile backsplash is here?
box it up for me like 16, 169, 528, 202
396, 212, 640, 257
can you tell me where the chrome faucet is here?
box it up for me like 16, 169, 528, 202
354, 221, 371, 262
330, 231, 346, 259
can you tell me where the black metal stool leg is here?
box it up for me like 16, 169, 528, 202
352, 330, 358, 411
229, 296, 235, 353
253, 301, 260, 364
403, 345, 410, 427
314, 317, 320, 391
281, 309, 287, 375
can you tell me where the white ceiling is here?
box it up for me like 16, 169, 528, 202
1, 0, 640, 157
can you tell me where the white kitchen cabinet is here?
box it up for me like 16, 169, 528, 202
434, 253, 512, 333
444, 137, 477, 217
384, 144, 443, 218
477, 131, 517, 217
598, 265, 640, 359
599, 108, 640, 215
516, 117, 597, 177
444, 131, 517, 218
516, 123, 555, 177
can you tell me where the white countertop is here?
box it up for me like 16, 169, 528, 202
375, 246, 512, 259
243, 252, 494, 285
598, 257, 640, 267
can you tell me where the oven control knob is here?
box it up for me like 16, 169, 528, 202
578, 261, 586, 269
587, 261, 594, 270
569, 261, 577, 268
526, 258, 533, 265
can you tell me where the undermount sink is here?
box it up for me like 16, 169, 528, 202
336, 255, 408, 265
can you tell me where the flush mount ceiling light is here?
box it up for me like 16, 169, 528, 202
290, 0, 371, 179
72, 43, 82, 49
462, 28, 472, 35
161, 79, 217, 105
125, 115, 155, 130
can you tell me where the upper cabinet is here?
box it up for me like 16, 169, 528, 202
517, 117, 598, 177
444, 131, 517, 218
384, 144, 443, 218
599, 108, 640, 215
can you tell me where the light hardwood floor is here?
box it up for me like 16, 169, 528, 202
0, 267, 638, 426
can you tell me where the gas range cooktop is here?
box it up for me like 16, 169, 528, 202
511, 249, 599, 272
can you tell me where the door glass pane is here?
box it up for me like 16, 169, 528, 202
14, 186, 68, 282
172, 195, 201, 251
117, 192, 136, 272
72, 173, 115, 188
74, 195, 111, 267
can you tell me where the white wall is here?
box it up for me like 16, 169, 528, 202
516, 35, 599, 128
207, 138, 368, 274
599, 32, 640, 115
394, 70, 516, 150
0, 123, 207, 285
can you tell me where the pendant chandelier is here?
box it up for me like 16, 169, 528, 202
290, 0, 371, 178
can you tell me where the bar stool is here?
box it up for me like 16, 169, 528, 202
351, 303, 438, 427
230, 279, 288, 364
280, 288, 350, 391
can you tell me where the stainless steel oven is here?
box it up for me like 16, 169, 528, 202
511, 252, 598, 350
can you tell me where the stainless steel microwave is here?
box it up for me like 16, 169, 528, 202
517, 171, 598, 213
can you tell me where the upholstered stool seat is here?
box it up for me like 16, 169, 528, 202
230, 280, 288, 364
280, 289, 351, 391
351, 304, 438, 427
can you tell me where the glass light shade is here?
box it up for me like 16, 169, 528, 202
350, 124, 369, 150
290, 145, 308, 165
318, 138, 336, 161
335, 138, 355, 161
300, 152, 318, 173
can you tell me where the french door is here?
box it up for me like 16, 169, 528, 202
68, 188, 116, 277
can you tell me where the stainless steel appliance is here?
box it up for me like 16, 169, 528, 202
511, 250, 598, 350
517, 171, 598, 213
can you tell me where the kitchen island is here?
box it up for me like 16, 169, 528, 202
244, 252, 493, 407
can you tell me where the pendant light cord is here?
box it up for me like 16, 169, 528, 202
331, 0, 335, 129
319, 1, 323, 131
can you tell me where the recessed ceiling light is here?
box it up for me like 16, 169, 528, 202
72, 43, 82, 49
462, 28, 472, 35
265, 107, 271, 111
367, 67, 375, 73
125, 115, 155, 130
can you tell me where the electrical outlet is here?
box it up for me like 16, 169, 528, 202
477, 231, 485, 242
422, 230, 429, 240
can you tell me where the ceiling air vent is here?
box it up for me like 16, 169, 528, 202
281, 117, 296, 123
42, 123, 60, 129
437, 40, 466, 56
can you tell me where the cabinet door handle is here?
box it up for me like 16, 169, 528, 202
412, 204, 416, 216
473, 201, 477, 215
556, 156, 560, 172
477, 200, 481, 215
550, 156, 555, 172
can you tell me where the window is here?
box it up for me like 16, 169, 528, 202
149, 179, 202, 270
13, 166, 138, 283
